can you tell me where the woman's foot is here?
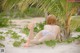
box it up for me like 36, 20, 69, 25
24, 43, 29, 47
27, 22, 35, 30
24, 39, 30, 47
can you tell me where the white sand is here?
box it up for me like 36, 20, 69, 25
0, 18, 80, 53
11, 18, 45, 28
5, 44, 80, 53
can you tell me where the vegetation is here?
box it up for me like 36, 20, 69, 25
0, 32, 4, 34
11, 32, 21, 39
13, 38, 26, 47
0, 35, 5, 47
45, 40, 58, 47
45, 35, 80, 47
70, 16, 80, 32
24, 7, 44, 17
5, 30, 14, 34
0, 28, 80, 47
0, 36, 5, 40
76, 26, 80, 32
0, 43, 5, 47
21, 38, 26, 43
22, 21, 45, 36
13, 41, 21, 47
22, 27, 29, 35
34, 22, 45, 32
4, 30, 21, 39
0, 30, 26, 47
0, 16, 10, 27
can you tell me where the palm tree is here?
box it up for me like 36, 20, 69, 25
77, 7, 80, 15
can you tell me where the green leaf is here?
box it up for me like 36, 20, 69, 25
0, 43, 5, 47
45, 40, 57, 47
13, 41, 21, 47
0, 36, 5, 40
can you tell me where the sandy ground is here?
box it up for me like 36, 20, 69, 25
11, 17, 45, 28
5, 44, 80, 53
0, 17, 80, 53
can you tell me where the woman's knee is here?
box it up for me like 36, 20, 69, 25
38, 37, 46, 43
38, 36, 51, 42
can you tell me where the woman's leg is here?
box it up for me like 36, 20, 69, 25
24, 30, 43, 47
30, 31, 43, 44
38, 35, 55, 43
38, 35, 60, 43
24, 28, 34, 47
28, 29, 35, 40
34, 31, 43, 40
56, 34, 62, 42
31, 30, 56, 44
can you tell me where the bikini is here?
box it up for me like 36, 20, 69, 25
41, 25, 56, 36
41, 30, 53, 36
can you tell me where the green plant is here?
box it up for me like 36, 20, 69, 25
22, 22, 45, 35
5, 30, 14, 34
0, 16, 10, 27
45, 40, 58, 47
13, 41, 21, 47
0, 36, 5, 40
70, 17, 80, 32
63, 35, 80, 43
44, 35, 80, 47
0, 32, 4, 34
34, 23, 43, 32
21, 38, 26, 43
22, 27, 29, 35
76, 26, 80, 32
0, 43, 5, 47
24, 7, 44, 17
63, 37, 75, 43
76, 35, 80, 40
34, 22, 45, 32
0, 35, 5, 47
13, 38, 26, 47
11, 32, 21, 39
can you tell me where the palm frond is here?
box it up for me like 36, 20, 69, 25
2, 0, 20, 11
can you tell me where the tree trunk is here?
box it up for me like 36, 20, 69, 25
64, 7, 76, 39
64, 16, 71, 39
64, 1, 70, 39
77, 7, 80, 15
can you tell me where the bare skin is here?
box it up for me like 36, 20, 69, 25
24, 22, 61, 47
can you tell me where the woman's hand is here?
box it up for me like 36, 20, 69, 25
27, 22, 35, 30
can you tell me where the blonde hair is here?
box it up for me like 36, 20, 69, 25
46, 15, 57, 25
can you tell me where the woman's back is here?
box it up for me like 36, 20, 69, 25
44, 25, 60, 34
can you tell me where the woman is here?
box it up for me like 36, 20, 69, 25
24, 15, 61, 47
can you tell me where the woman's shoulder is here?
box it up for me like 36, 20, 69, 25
54, 25, 60, 30
44, 25, 50, 27
44, 25, 60, 28
55, 25, 60, 27
45, 24, 57, 26
44, 25, 50, 28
